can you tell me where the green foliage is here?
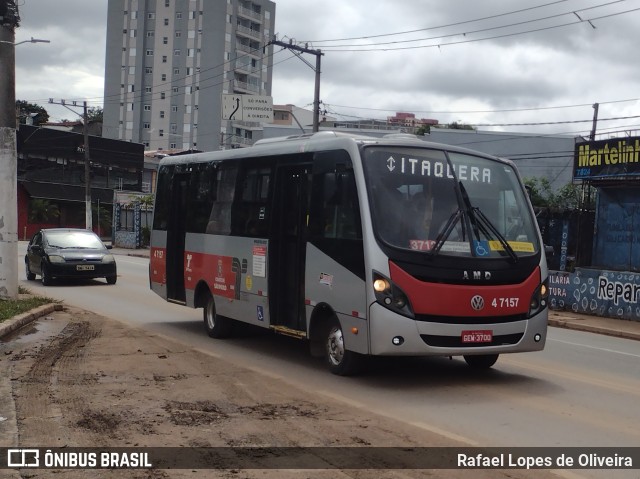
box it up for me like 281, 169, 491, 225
523, 178, 596, 210
16, 100, 49, 125
86, 107, 103, 123
92, 203, 112, 234
142, 226, 151, 246
434, 121, 476, 130
416, 124, 431, 136
0, 294, 54, 322
28, 199, 60, 223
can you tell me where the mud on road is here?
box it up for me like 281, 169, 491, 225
0, 306, 556, 479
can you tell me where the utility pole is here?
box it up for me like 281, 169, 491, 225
268, 39, 324, 132
0, 0, 19, 300
589, 102, 599, 140
48, 99, 92, 231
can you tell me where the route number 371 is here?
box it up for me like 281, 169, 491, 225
492, 297, 519, 308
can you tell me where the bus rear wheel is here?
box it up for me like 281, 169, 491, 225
463, 354, 499, 370
325, 319, 364, 376
203, 294, 233, 339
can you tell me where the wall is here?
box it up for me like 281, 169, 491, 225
549, 268, 640, 321
592, 187, 640, 271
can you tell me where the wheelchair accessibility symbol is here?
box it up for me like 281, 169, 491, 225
257, 305, 264, 322
473, 241, 490, 257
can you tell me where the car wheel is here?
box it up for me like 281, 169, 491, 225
41, 263, 52, 286
203, 293, 233, 338
325, 318, 364, 376
463, 354, 499, 370
106, 275, 117, 285
25, 259, 36, 281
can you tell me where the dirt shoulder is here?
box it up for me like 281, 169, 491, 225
0, 306, 558, 479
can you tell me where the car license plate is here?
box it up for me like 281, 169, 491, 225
461, 330, 493, 343
76, 265, 95, 271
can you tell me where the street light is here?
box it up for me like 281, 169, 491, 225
0, 20, 51, 299
0, 36, 50, 46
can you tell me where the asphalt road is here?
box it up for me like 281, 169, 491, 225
16, 244, 640, 478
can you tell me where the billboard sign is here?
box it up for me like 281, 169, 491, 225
574, 136, 640, 180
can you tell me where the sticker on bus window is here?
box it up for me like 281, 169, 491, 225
473, 240, 490, 257
489, 241, 535, 253
319, 273, 333, 287
252, 241, 267, 277
410, 240, 435, 251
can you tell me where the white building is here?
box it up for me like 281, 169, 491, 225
103, 0, 276, 152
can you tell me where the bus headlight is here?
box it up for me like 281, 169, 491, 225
372, 271, 414, 319
528, 278, 549, 318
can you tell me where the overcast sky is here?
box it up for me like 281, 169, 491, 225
12, 0, 640, 138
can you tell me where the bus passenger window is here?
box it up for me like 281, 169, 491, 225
233, 166, 272, 236
206, 167, 237, 235
310, 170, 362, 240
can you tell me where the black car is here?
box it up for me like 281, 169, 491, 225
25, 228, 117, 285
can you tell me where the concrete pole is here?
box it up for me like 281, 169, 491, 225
83, 101, 92, 231
312, 51, 321, 133
0, 19, 18, 300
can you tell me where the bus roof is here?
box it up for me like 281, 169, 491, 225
157, 130, 509, 167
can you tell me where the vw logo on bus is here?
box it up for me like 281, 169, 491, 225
470, 295, 485, 311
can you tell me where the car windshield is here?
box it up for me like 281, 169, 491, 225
362, 146, 540, 259
45, 231, 105, 249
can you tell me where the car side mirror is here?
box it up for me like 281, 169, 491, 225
31, 245, 42, 252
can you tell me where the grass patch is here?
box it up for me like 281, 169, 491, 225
0, 287, 56, 322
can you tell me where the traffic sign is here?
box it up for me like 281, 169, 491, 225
222, 94, 273, 122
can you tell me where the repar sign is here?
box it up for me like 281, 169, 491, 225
222, 94, 273, 122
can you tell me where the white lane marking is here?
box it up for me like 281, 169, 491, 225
548, 337, 640, 359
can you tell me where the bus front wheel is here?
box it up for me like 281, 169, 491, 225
325, 319, 364, 376
203, 294, 233, 339
463, 354, 499, 370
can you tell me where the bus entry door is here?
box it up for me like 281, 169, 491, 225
166, 173, 188, 303
271, 164, 311, 331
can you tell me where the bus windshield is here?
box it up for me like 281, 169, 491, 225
362, 146, 540, 259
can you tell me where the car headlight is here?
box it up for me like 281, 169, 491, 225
102, 254, 115, 263
47, 255, 65, 263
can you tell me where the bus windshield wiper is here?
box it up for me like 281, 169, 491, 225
471, 206, 518, 263
428, 208, 464, 257
458, 182, 518, 263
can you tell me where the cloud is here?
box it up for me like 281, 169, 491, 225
12, 0, 640, 135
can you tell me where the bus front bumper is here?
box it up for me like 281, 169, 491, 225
368, 302, 547, 356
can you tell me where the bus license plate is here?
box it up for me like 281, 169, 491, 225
461, 330, 493, 343
76, 265, 95, 271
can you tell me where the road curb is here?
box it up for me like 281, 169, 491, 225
0, 304, 64, 338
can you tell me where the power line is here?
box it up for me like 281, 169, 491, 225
312, 1, 627, 49
299, 0, 569, 43
317, 7, 640, 52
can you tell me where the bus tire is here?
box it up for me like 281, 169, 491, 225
463, 354, 499, 370
325, 319, 364, 376
203, 294, 233, 339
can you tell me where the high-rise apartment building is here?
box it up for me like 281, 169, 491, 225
103, 0, 276, 152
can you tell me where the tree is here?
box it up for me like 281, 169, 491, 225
523, 178, 596, 211
16, 100, 49, 125
86, 107, 103, 123
434, 121, 475, 130
523, 177, 554, 208
28, 199, 60, 223
416, 124, 431, 136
